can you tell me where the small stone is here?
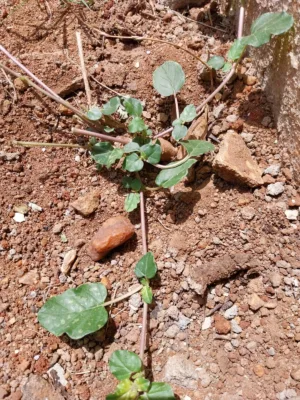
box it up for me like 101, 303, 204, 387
71, 189, 101, 216
268, 347, 276, 356
263, 165, 280, 177
19, 270, 39, 285
165, 324, 180, 338
13, 204, 29, 214
224, 305, 238, 320
288, 195, 300, 207
197, 368, 211, 388
231, 319, 242, 334
94, 348, 104, 362
58, 104, 74, 116
61, 249, 77, 275
253, 364, 265, 377
248, 293, 264, 311
178, 313, 191, 330
241, 206, 256, 220
87, 216, 135, 261
164, 354, 198, 389
202, 317, 212, 331
158, 113, 168, 122
214, 314, 231, 334
269, 272, 282, 288
28, 202, 43, 212
243, 75, 257, 85
14, 77, 28, 92
266, 358, 276, 369
285, 209, 299, 221
291, 369, 300, 381
262, 116, 272, 127
167, 305, 179, 320
266, 182, 285, 197
226, 115, 238, 123
47, 363, 67, 386
295, 333, 300, 342
52, 223, 63, 234
13, 213, 25, 223
241, 132, 254, 143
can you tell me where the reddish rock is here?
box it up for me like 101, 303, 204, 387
87, 216, 135, 261
71, 189, 101, 217
288, 194, 300, 207
214, 314, 231, 334
253, 364, 265, 377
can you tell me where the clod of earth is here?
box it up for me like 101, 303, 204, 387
213, 130, 263, 188
87, 216, 135, 261
70, 189, 101, 217
21, 375, 64, 400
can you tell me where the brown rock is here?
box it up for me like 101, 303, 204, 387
19, 270, 39, 285
10, 390, 22, 400
0, 387, 8, 399
14, 77, 28, 92
22, 375, 64, 400
58, 104, 73, 116
243, 75, 257, 86
158, 138, 177, 161
291, 369, 300, 382
214, 314, 231, 334
61, 249, 77, 275
213, 131, 263, 187
71, 189, 101, 217
87, 216, 135, 261
288, 194, 300, 207
253, 364, 265, 377
248, 293, 265, 311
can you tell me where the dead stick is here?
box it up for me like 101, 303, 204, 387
76, 31, 92, 107
72, 127, 128, 144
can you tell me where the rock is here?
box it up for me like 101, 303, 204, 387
129, 292, 142, 314
266, 182, 285, 196
266, 358, 276, 369
13, 204, 29, 214
167, 305, 179, 320
71, 189, 101, 217
87, 216, 135, 261
212, 131, 263, 188
243, 75, 257, 85
197, 368, 211, 388
0, 151, 20, 161
285, 209, 299, 221
241, 132, 254, 143
28, 202, 42, 212
14, 77, 28, 92
61, 249, 77, 275
291, 369, 300, 382
58, 104, 73, 116
224, 305, 238, 320
165, 324, 180, 338
288, 194, 300, 207
0, 387, 8, 399
2, 100, 11, 115
226, 115, 238, 123
158, 138, 177, 161
178, 313, 191, 330
263, 165, 281, 177
269, 272, 282, 288
253, 364, 265, 377
22, 375, 65, 400
19, 270, 39, 285
248, 293, 264, 311
158, 112, 168, 122
262, 116, 272, 127
295, 333, 300, 342
241, 206, 256, 220
52, 223, 63, 234
202, 317, 212, 330
231, 319, 242, 334
47, 363, 67, 386
214, 314, 231, 334
164, 354, 198, 390
13, 213, 25, 223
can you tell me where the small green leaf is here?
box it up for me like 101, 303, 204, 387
123, 153, 144, 172
172, 125, 188, 141
122, 177, 142, 191
102, 97, 120, 115
125, 193, 140, 212
140, 143, 161, 164
123, 98, 143, 117
91, 142, 124, 168
134, 252, 157, 280
38, 283, 108, 339
153, 61, 185, 96
87, 106, 102, 121
140, 382, 175, 400
179, 104, 197, 123
60, 233, 68, 243
222, 62, 232, 73
104, 126, 115, 133
135, 377, 151, 392
109, 350, 142, 380
106, 379, 138, 400
172, 118, 182, 126
123, 142, 140, 153
227, 38, 247, 62
207, 55, 225, 70
181, 140, 214, 156
128, 117, 147, 133
146, 129, 153, 137
141, 285, 153, 304
155, 158, 197, 188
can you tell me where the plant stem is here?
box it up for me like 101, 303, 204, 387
154, 155, 191, 170
72, 127, 129, 144
153, 126, 173, 139
76, 31, 92, 107
12, 140, 81, 148
102, 284, 143, 307
174, 92, 179, 120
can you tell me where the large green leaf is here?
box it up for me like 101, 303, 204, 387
128, 117, 147, 133
125, 193, 140, 212
91, 142, 124, 168
134, 252, 157, 279
141, 285, 153, 304
102, 97, 120, 115
172, 125, 187, 141
123, 153, 144, 172
109, 350, 142, 380
227, 38, 247, 62
153, 61, 185, 96
155, 158, 197, 188
181, 140, 214, 157
123, 98, 143, 117
38, 283, 108, 340
87, 106, 102, 121
140, 143, 161, 164
122, 177, 142, 191
123, 142, 140, 154
135, 377, 151, 392
140, 383, 175, 400
179, 104, 197, 123
106, 379, 138, 400
207, 56, 225, 70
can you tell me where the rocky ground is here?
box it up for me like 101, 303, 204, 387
0, 0, 300, 399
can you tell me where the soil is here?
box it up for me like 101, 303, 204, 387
0, 1, 300, 400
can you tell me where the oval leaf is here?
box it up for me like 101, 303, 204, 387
128, 117, 147, 133
140, 143, 162, 164
38, 283, 108, 339
207, 55, 225, 70
125, 193, 140, 212
140, 382, 175, 400
222, 62, 232, 73
179, 104, 197, 123
102, 97, 120, 115
181, 140, 214, 157
155, 158, 197, 188
172, 125, 188, 142
227, 38, 247, 61
141, 285, 153, 304
109, 350, 142, 380
91, 142, 124, 168
153, 61, 185, 96
123, 153, 144, 172
122, 177, 142, 191
134, 252, 157, 279
87, 106, 102, 121
123, 142, 140, 154
106, 379, 138, 400
123, 98, 143, 117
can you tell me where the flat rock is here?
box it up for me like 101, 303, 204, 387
285, 209, 299, 221
291, 369, 300, 382
71, 189, 101, 217
19, 270, 39, 285
213, 131, 263, 188
87, 216, 135, 261
266, 182, 285, 196
22, 375, 64, 400
164, 354, 198, 389
0, 151, 20, 161
248, 293, 265, 311
61, 249, 77, 275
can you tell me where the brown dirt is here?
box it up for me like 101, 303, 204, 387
1, 1, 300, 400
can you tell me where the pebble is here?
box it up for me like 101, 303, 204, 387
167, 305, 179, 320
266, 182, 285, 196
13, 213, 25, 223
70, 189, 101, 216
262, 116, 272, 126
248, 293, 265, 311
285, 209, 299, 221
202, 317, 212, 331
265, 358, 276, 369
52, 223, 63, 234
253, 364, 265, 377
263, 164, 281, 177
178, 313, 191, 330
19, 270, 39, 285
226, 115, 238, 123
164, 354, 198, 389
165, 324, 180, 338
241, 132, 254, 143
231, 319, 242, 334
214, 314, 231, 334
61, 249, 77, 275
241, 206, 256, 220
268, 347, 276, 356
224, 305, 238, 319
291, 369, 300, 381
269, 272, 282, 288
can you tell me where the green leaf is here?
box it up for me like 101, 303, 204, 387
87, 106, 102, 121
172, 118, 182, 126
91, 142, 124, 168
123, 153, 144, 172
104, 126, 115, 133
181, 140, 215, 156
122, 177, 142, 191
179, 104, 197, 123
207, 55, 225, 70
102, 97, 120, 115
123, 142, 140, 153
128, 117, 147, 133
135, 377, 151, 392
106, 379, 138, 400
109, 350, 142, 380
146, 129, 153, 137
140, 383, 175, 400
125, 193, 140, 212
123, 98, 143, 117
141, 285, 153, 304
134, 252, 157, 280
222, 62, 232, 73
172, 125, 188, 141
38, 283, 108, 340
153, 61, 185, 96
140, 143, 161, 164
155, 158, 197, 188
227, 37, 248, 61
